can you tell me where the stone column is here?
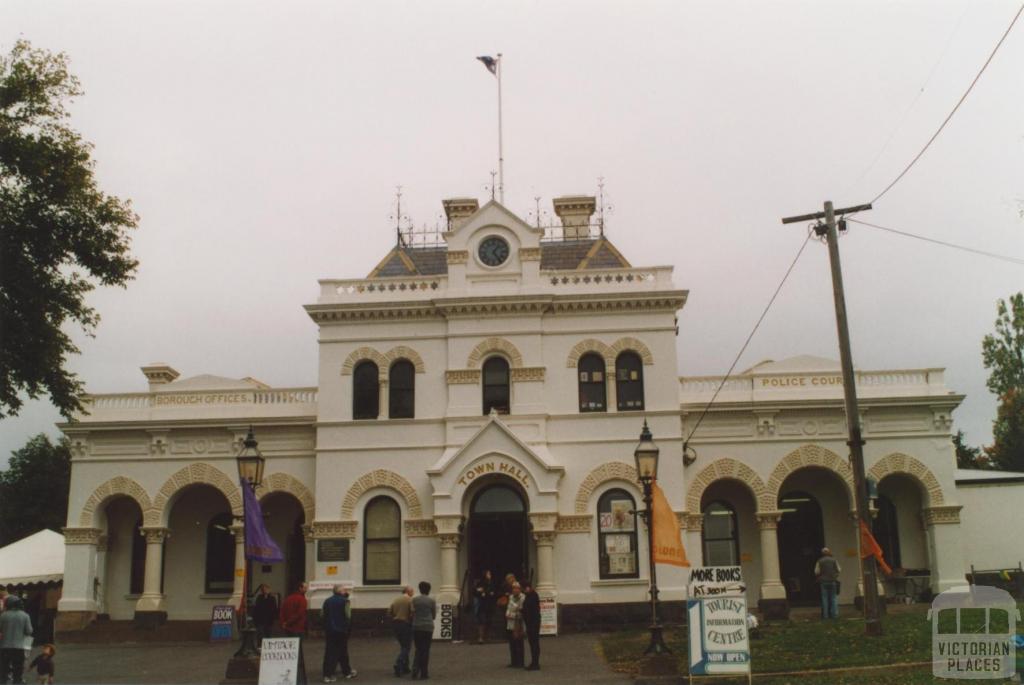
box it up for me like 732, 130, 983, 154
923, 505, 965, 593
56, 527, 101, 633
230, 523, 246, 610
302, 524, 315, 586
756, 511, 788, 619
434, 514, 464, 595
95, 534, 108, 616
605, 364, 617, 411
378, 378, 389, 419
529, 512, 558, 594
684, 514, 703, 570
134, 527, 169, 626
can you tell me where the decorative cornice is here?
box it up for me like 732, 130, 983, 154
440, 300, 552, 319
533, 531, 556, 544
756, 511, 784, 530
141, 527, 170, 543
555, 514, 592, 534
528, 512, 558, 533
433, 514, 463, 535
404, 519, 438, 538
446, 369, 481, 385
510, 366, 546, 382
922, 505, 962, 526
685, 514, 704, 532
438, 533, 461, 548
312, 520, 359, 539
63, 527, 102, 545
446, 250, 469, 265
518, 247, 542, 262
306, 304, 441, 323
301, 524, 314, 543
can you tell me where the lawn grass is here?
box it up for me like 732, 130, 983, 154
599, 604, 1024, 683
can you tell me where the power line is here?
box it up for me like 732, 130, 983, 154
845, 1, 972, 195
682, 232, 812, 449
847, 217, 1024, 266
870, 2, 1024, 205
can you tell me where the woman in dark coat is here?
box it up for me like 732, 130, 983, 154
521, 582, 541, 670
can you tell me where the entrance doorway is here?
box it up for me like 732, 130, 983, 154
467, 483, 529, 587
777, 491, 824, 604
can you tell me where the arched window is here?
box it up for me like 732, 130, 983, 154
389, 360, 415, 419
873, 494, 902, 569
615, 352, 644, 411
353, 360, 380, 420
702, 501, 739, 566
482, 356, 510, 415
205, 512, 235, 594
578, 353, 607, 412
364, 496, 401, 585
597, 489, 639, 579
130, 518, 146, 595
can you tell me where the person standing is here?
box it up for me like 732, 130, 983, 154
389, 586, 414, 677
322, 585, 356, 682
814, 547, 841, 619
0, 595, 33, 685
0, 586, 8, 613
410, 581, 436, 680
252, 584, 279, 647
504, 582, 525, 669
521, 582, 541, 671
473, 571, 496, 644
280, 581, 309, 685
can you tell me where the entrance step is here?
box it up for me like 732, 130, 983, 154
58, 619, 211, 643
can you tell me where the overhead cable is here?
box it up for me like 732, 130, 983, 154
847, 218, 1024, 266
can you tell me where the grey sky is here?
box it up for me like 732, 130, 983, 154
2, 0, 1022, 464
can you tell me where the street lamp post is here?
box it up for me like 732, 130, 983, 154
634, 420, 671, 655
224, 428, 266, 683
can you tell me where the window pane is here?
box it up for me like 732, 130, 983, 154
365, 539, 400, 582
598, 489, 638, 579
206, 512, 235, 593
705, 540, 737, 566
579, 353, 607, 413
353, 361, 379, 419
366, 498, 400, 538
473, 486, 524, 513
615, 352, 644, 411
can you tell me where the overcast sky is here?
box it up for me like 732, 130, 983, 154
2, 0, 1022, 464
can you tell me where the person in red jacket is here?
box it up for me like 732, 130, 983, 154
279, 581, 309, 684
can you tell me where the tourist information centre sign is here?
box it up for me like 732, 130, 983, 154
687, 566, 752, 682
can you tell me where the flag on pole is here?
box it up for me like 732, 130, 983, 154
241, 478, 284, 563
652, 481, 690, 567
859, 519, 892, 575
476, 55, 498, 76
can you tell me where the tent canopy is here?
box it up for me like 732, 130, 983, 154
0, 529, 65, 586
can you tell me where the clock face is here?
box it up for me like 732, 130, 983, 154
478, 236, 510, 267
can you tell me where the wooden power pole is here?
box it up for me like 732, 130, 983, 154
781, 200, 883, 636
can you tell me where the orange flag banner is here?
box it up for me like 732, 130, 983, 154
652, 481, 690, 567
859, 519, 893, 576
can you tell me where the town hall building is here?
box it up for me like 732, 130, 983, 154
54, 195, 1023, 634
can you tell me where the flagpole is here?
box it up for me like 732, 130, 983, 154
497, 53, 504, 204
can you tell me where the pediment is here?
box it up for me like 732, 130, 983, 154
444, 200, 543, 252
428, 414, 564, 501
745, 355, 843, 375
156, 374, 270, 392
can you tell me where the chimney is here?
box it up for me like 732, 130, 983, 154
442, 198, 480, 231
552, 196, 597, 240
141, 363, 180, 390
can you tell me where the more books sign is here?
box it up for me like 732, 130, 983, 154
687, 566, 752, 680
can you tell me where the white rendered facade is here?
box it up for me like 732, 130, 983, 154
55, 196, 1005, 632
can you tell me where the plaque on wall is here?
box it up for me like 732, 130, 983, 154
317, 539, 350, 562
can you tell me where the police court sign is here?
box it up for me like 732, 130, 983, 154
687, 567, 752, 679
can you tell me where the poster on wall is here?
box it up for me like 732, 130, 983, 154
604, 534, 631, 554
258, 637, 300, 685
539, 595, 557, 636
608, 553, 637, 575
210, 605, 234, 642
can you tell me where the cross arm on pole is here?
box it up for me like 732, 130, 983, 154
781, 203, 872, 225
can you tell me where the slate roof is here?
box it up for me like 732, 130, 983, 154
367, 239, 630, 277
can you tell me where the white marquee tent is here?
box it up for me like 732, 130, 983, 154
0, 529, 65, 587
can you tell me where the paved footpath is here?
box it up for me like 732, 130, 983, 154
56, 634, 632, 684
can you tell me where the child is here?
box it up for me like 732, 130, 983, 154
28, 644, 55, 685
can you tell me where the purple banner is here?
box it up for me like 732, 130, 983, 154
241, 477, 284, 562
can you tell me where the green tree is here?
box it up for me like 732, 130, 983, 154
981, 292, 1024, 471
0, 433, 71, 547
953, 430, 990, 469
0, 40, 138, 420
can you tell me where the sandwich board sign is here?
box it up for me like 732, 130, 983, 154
258, 637, 300, 685
687, 566, 752, 683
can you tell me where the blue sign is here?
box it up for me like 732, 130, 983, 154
688, 597, 751, 676
211, 604, 235, 642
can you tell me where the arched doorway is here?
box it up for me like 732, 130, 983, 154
253, 492, 306, 599
467, 482, 529, 586
777, 491, 824, 604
